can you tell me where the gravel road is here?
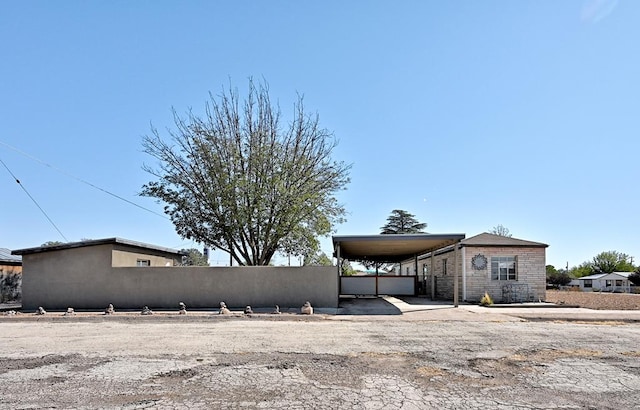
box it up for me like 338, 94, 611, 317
1, 312, 639, 409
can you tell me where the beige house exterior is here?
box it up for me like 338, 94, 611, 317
13, 238, 338, 310
399, 233, 548, 303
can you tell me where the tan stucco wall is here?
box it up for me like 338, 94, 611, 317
21, 245, 338, 310
22, 244, 113, 310
106, 266, 338, 309
415, 246, 546, 303
111, 245, 180, 267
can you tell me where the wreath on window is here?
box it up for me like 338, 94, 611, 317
471, 254, 487, 270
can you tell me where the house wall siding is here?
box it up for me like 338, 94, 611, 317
417, 246, 546, 303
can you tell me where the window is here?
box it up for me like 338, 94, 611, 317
491, 257, 516, 280
136, 259, 151, 267
615, 280, 623, 286
584, 279, 592, 288
442, 259, 447, 275
605, 280, 613, 287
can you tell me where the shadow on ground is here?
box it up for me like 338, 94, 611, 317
338, 296, 402, 315
338, 295, 465, 316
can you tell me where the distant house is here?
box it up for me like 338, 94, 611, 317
576, 272, 633, 293
0, 248, 22, 272
1, 248, 22, 302
398, 233, 548, 303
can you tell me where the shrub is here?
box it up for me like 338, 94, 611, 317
547, 271, 572, 287
0, 272, 22, 303
479, 292, 493, 306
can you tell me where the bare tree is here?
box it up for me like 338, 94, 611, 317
489, 224, 512, 237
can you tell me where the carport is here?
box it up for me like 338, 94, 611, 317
333, 234, 465, 306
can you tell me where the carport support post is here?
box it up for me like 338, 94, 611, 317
336, 244, 342, 295
430, 252, 435, 300
453, 244, 459, 307
414, 255, 418, 295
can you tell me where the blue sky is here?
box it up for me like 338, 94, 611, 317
1, 0, 637, 268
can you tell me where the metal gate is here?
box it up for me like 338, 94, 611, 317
340, 276, 416, 296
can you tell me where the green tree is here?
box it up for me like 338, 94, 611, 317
569, 251, 635, 277
380, 210, 427, 235
546, 265, 572, 287
180, 248, 210, 266
303, 251, 333, 266
279, 215, 331, 263
570, 261, 593, 278
0, 272, 21, 302
489, 224, 512, 237
341, 259, 356, 276
41, 241, 64, 247
629, 267, 640, 286
360, 210, 427, 271
141, 79, 350, 266
591, 251, 635, 273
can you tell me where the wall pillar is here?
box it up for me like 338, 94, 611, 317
453, 244, 459, 307
430, 252, 435, 300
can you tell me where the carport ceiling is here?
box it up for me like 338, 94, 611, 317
332, 234, 466, 263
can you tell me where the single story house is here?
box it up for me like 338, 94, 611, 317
0, 247, 22, 273
576, 272, 633, 293
13, 237, 337, 310
397, 233, 548, 303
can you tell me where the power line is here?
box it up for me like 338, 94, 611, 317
0, 155, 69, 242
0, 140, 168, 220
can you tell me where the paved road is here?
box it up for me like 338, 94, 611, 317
1, 301, 640, 409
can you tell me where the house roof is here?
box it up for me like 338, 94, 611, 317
578, 273, 608, 280
0, 248, 22, 264
12, 238, 185, 256
460, 233, 548, 248
602, 272, 632, 279
332, 233, 466, 263
578, 272, 633, 280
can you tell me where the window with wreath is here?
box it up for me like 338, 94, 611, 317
491, 256, 517, 280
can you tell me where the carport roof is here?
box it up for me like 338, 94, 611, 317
332, 234, 465, 263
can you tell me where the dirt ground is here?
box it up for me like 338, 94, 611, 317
546, 289, 640, 310
1, 311, 640, 409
